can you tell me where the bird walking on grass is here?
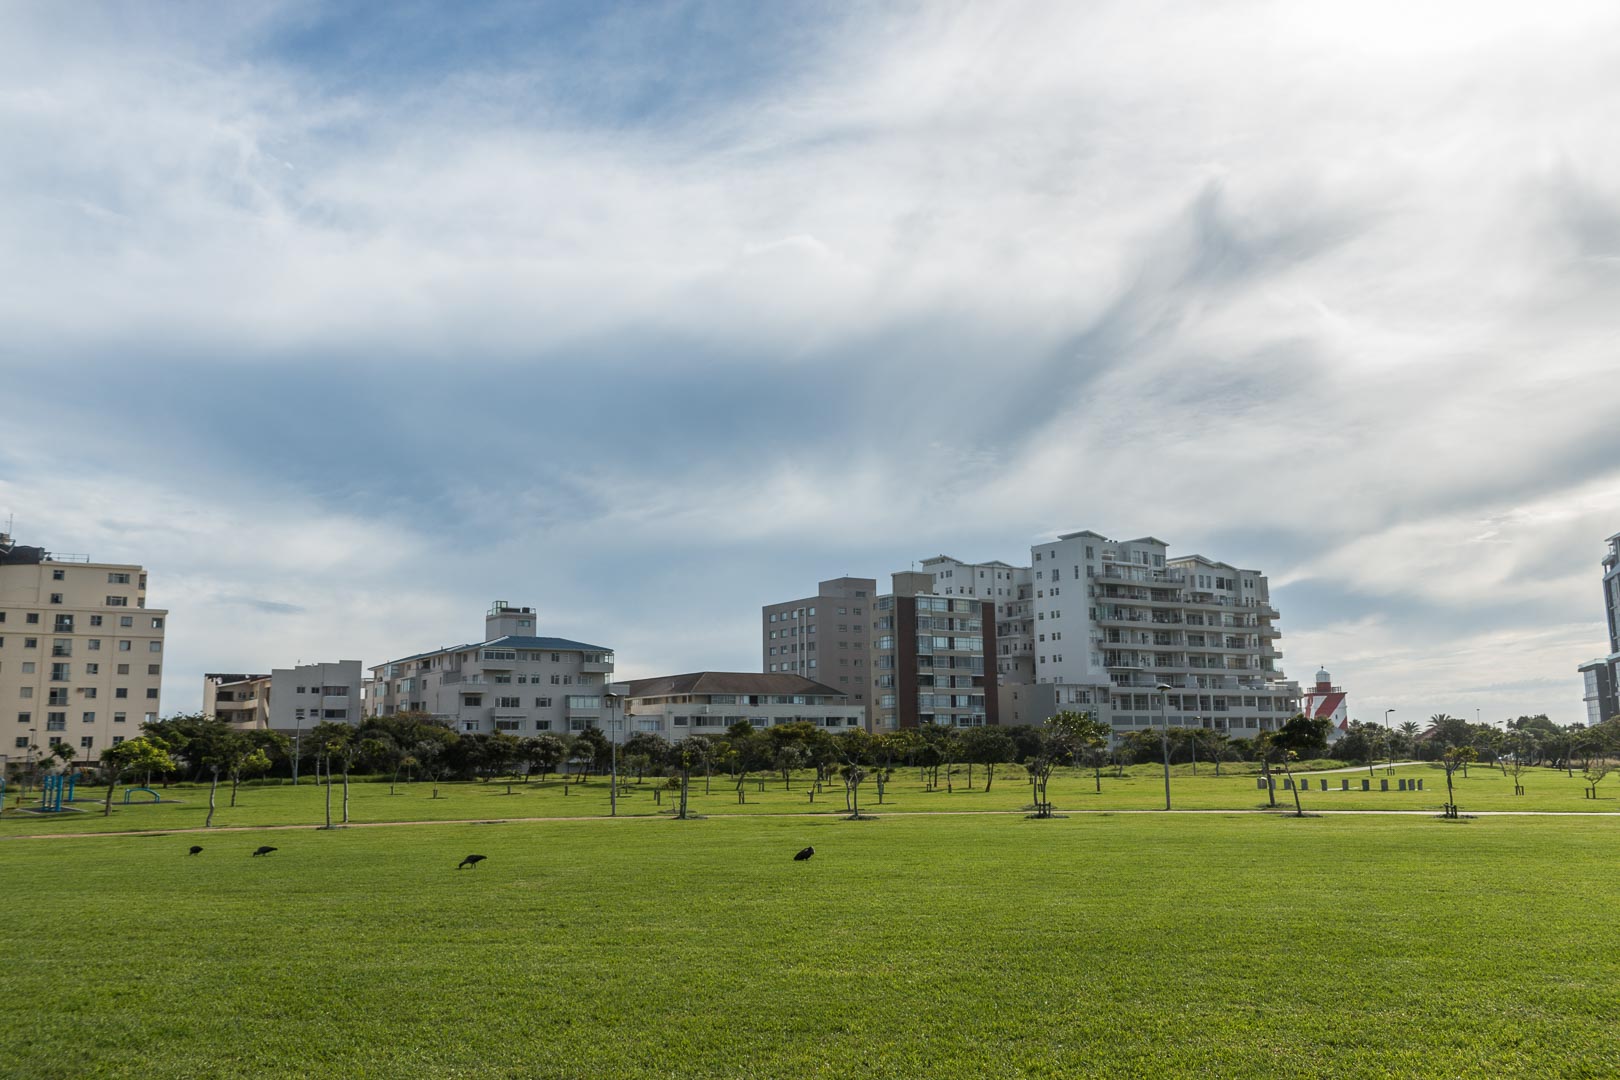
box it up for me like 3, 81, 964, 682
188, 845, 203, 856
252, 845, 277, 857
458, 854, 487, 869
793, 846, 814, 861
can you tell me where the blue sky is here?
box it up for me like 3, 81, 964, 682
3, 0, 1619, 723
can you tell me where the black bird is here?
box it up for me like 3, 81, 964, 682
793, 846, 814, 861
458, 854, 487, 869
252, 845, 278, 857
188, 845, 203, 856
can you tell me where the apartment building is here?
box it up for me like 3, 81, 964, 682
369, 602, 614, 736
996, 531, 1298, 737
869, 571, 999, 731
1577, 533, 1620, 726
203, 660, 363, 735
0, 532, 167, 763
622, 672, 864, 739
761, 577, 874, 715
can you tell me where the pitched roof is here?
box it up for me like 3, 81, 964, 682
622, 671, 850, 700
377, 635, 611, 669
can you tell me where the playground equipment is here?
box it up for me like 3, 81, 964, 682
22, 773, 86, 814
122, 787, 163, 804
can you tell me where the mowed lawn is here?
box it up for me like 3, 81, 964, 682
3, 761, 1620, 835
4, 813, 1619, 1079
3, 761, 1617, 836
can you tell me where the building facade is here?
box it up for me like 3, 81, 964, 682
0, 532, 167, 763
869, 571, 999, 731
1577, 534, 1620, 727
761, 577, 875, 715
369, 602, 614, 737
204, 660, 363, 735
622, 672, 864, 739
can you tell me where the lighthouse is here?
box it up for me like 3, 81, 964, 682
1302, 667, 1350, 737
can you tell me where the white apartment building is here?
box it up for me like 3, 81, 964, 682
369, 602, 614, 736
1577, 532, 1620, 725
762, 577, 875, 716
900, 531, 1298, 739
623, 672, 864, 739
0, 532, 167, 763
203, 660, 363, 735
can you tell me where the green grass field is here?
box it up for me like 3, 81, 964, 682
2, 760, 1615, 837
4, 811, 1620, 1078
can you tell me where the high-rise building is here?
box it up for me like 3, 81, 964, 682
761, 577, 875, 715
369, 602, 614, 737
0, 532, 167, 763
997, 530, 1298, 737
869, 571, 999, 730
203, 660, 364, 735
1577, 533, 1620, 726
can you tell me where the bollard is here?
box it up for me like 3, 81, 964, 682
1341, 779, 1349, 791
1319, 779, 1328, 791
1380, 779, 1389, 791
1361, 779, 1370, 791
1397, 779, 1406, 791
1257, 778, 1269, 790
1283, 778, 1293, 789
1417, 779, 1424, 791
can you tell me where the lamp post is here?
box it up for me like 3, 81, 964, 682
292, 715, 303, 786
607, 693, 620, 818
1384, 708, 1396, 774
1156, 683, 1174, 810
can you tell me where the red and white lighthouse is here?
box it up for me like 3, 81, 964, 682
1302, 667, 1349, 734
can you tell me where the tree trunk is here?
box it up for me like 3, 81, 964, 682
103, 772, 117, 816
323, 758, 333, 828
230, 772, 241, 808
1094, 764, 1102, 793
678, 769, 690, 819
206, 767, 219, 828
342, 763, 350, 824
985, 763, 995, 792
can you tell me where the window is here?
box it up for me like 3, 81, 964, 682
24, 638, 37, 649
495, 720, 521, 731
119, 616, 132, 628
89, 615, 102, 627
323, 709, 344, 719
82, 687, 97, 698
14, 737, 27, 749
151, 617, 164, 629
114, 712, 126, 723
115, 688, 128, 699
534, 697, 552, 707
80, 736, 94, 749
144, 713, 156, 724
17, 711, 30, 724
148, 641, 162, 653
88, 639, 100, 651
498, 697, 521, 708
106, 596, 128, 606
147, 664, 160, 675
21, 662, 35, 674
145, 689, 159, 699
46, 713, 66, 731
117, 664, 129, 675
19, 687, 32, 699
26, 613, 39, 624
108, 572, 131, 584
49, 593, 63, 604
52, 569, 65, 581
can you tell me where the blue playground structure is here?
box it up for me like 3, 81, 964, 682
22, 773, 86, 814
122, 787, 163, 804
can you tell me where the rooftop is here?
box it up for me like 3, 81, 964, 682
623, 672, 849, 700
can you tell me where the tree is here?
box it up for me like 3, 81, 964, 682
1440, 745, 1478, 819
523, 733, 568, 783
307, 721, 354, 828
1271, 714, 1333, 761
959, 727, 1016, 793
835, 729, 874, 819
1197, 728, 1231, 777
1025, 711, 1109, 818
99, 738, 176, 817
1504, 732, 1536, 795
665, 737, 709, 820
571, 727, 611, 782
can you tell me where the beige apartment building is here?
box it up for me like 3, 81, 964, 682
761, 577, 875, 717
0, 532, 167, 764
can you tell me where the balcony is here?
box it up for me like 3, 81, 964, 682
582, 659, 614, 674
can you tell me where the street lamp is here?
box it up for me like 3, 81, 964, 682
1156, 683, 1174, 810
607, 692, 621, 818
1384, 708, 1396, 774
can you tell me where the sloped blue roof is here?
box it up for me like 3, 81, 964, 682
484, 635, 611, 653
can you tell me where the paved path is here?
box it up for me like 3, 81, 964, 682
1293, 761, 1425, 775
6, 804, 1620, 840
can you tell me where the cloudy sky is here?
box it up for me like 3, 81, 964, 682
3, 1, 1617, 724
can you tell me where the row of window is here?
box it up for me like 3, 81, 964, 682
15, 710, 154, 729
1, 662, 156, 677
0, 612, 158, 629
18, 686, 156, 699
